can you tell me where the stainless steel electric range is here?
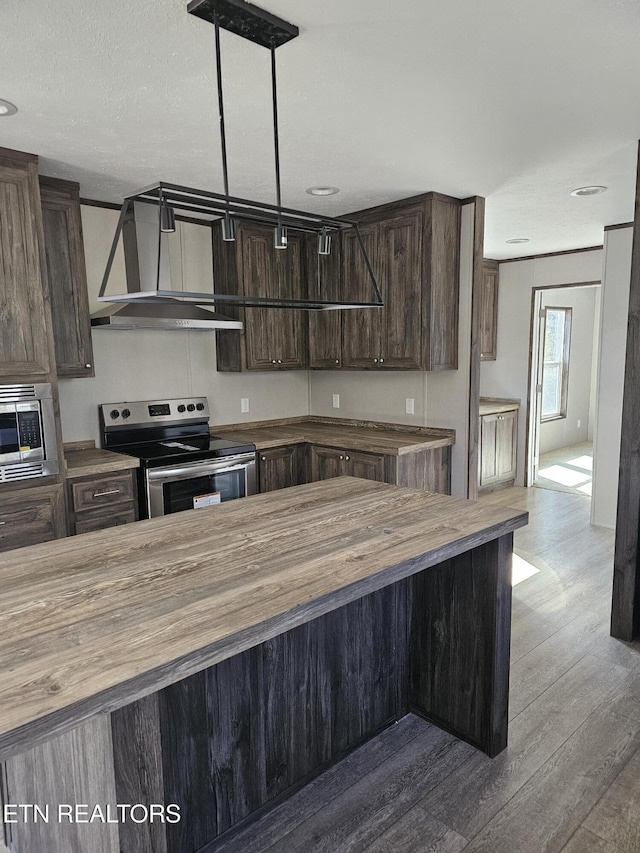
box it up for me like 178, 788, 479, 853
100, 397, 257, 519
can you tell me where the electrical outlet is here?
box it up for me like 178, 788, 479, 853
406, 397, 415, 415
241, 398, 250, 414
332, 394, 340, 409
577, 419, 581, 428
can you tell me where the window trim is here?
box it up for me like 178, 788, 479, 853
540, 306, 572, 423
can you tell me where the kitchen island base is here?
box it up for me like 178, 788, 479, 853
2, 533, 514, 853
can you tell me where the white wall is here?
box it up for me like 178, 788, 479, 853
57, 206, 309, 445
480, 249, 603, 485
538, 286, 598, 454
592, 227, 633, 528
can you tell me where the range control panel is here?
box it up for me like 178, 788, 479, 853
100, 397, 210, 428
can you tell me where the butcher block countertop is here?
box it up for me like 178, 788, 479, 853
63, 444, 140, 479
215, 417, 455, 455
479, 398, 521, 417
0, 477, 526, 761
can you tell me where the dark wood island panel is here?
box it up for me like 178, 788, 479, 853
0, 478, 526, 853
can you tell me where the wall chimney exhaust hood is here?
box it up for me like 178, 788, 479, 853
97, 0, 383, 316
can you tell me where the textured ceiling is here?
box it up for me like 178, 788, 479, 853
2, 0, 639, 258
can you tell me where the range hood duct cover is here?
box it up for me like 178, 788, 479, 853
90, 298, 243, 331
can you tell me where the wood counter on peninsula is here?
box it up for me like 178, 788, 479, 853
0, 478, 527, 853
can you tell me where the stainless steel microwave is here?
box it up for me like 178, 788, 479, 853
0, 384, 59, 482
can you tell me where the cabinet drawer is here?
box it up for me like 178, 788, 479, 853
74, 507, 137, 535
70, 472, 135, 512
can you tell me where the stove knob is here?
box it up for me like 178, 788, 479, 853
196, 402, 205, 411
187, 403, 196, 412
121, 408, 131, 419
110, 409, 120, 420
177, 404, 186, 413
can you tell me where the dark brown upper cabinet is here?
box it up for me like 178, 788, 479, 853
480, 259, 499, 362
214, 222, 308, 371
39, 177, 94, 378
342, 193, 461, 371
0, 148, 52, 383
307, 231, 343, 369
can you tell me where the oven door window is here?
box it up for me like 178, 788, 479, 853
161, 469, 246, 515
0, 412, 19, 455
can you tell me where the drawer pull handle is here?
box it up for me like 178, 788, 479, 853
345, 455, 350, 460
339, 455, 344, 460
85, 363, 92, 369
0, 521, 5, 526
92, 489, 121, 498
379, 357, 384, 363
374, 358, 378, 363
335, 359, 340, 364
261, 456, 266, 461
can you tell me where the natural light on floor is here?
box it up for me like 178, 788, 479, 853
538, 464, 591, 488
512, 553, 540, 586
568, 455, 593, 472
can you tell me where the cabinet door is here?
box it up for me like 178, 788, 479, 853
342, 224, 382, 369
259, 444, 307, 492
74, 507, 137, 535
310, 445, 345, 481
496, 411, 517, 481
479, 414, 499, 487
423, 195, 461, 370
40, 177, 94, 378
0, 483, 65, 552
239, 225, 307, 370
0, 151, 51, 381
379, 210, 423, 369
344, 450, 386, 482
308, 233, 343, 369
480, 260, 499, 361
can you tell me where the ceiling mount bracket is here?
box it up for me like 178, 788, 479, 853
187, 0, 299, 49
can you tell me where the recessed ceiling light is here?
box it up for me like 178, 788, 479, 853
306, 186, 340, 196
570, 186, 607, 197
0, 99, 17, 116
505, 238, 530, 244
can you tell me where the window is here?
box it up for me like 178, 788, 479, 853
541, 307, 571, 421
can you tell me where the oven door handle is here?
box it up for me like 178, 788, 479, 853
147, 461, 252, 483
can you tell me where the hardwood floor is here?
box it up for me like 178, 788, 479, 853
534, 441, 593, 497
214, 486, 640, 853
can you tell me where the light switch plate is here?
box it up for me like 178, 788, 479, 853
332, 394, 340, 409
241, 398, 250, 413
406, 398, 415, 415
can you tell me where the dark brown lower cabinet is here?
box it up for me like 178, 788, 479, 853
479, 410, 517, 491
258, 444, 307, 492
310, 445, 386, 483
0, 484, 66, 552
66, 470, 138, 535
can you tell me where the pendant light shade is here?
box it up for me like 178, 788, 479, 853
318, 228, 332, 256
160, 200, 176, 233
221, 213, 236, 241
274, 224, 287, 249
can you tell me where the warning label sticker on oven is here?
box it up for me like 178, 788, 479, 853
193, 492, 222, 509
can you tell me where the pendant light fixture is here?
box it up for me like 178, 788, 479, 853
97, 0, 383, 313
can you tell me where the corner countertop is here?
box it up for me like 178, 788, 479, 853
63, 444, 140, 479
0, 477, 526, 761
479, 398, 521, 417
215, 417, 455, 456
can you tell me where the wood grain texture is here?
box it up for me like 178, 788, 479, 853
467, 197, 485, 501
341, 223, 382, 369
111, 693, 168, 853
0, 477, 527, 761
64, 447, 140, 479
480, 259, 499, 361
0, 150, 52, 382
582, 744, 640, 851
258, 444, 307, 492
216, 414, 455, 438
478, 397, 520, 416
39, 176, 94, 378
307, 231, 343, 368
396, 446, 451, 495
3, 715, 119, 853
69, 471, 136, 512
409, 533, 512, 756
612, 141, 640, 641
0, 483, 65, 553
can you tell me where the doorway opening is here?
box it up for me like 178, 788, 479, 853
525, 282, 602, 500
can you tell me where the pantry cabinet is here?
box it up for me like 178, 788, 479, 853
0, 148, 52, 383
40, 176, 94, 378
479, 409, 517, 491
214, 222, 308, 371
